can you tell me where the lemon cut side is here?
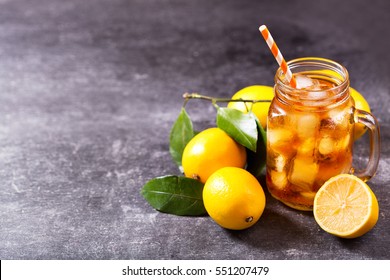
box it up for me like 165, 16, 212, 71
313, 174, 379, 238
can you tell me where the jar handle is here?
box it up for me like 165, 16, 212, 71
352, 109, 381, 181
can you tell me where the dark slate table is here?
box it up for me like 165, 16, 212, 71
0, 0, 389, 260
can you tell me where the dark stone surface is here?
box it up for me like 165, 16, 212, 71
0, 0, 389, 259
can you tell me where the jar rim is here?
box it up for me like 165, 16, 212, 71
274, 57, 350, 107
275, 57, 349, 94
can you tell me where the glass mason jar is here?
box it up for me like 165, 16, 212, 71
266, 57, 380, 211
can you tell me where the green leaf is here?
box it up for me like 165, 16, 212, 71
141, 176, 206, 216
216, 107, 258, 152
246, 113, 267, 178
169, 108, 194, 169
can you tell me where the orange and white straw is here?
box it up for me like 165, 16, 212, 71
259, 25, 296, 88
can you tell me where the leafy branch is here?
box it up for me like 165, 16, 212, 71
182, 92, 272, 109
141, 92, 269, 216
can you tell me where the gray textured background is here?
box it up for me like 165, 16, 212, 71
0, 0, 389, 259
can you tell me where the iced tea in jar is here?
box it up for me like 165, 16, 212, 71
266, 57, 380, 211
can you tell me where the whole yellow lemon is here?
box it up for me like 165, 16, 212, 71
182, 128, 246, 183
227, 85, 274, 129
203, 167, 266, 230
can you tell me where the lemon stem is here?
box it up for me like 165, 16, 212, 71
182, 93, 271, 105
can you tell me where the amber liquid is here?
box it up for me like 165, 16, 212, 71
266, 78, 354, 210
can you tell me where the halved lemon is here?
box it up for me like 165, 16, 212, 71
313, 174, 379, 238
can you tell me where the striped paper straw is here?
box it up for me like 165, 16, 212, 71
259, 25, 297, 88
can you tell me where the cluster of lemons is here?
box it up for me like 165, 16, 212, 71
181, 85, 379, 238
182, 85, 274, 230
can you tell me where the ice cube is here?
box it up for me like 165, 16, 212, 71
306, 90, 330, 100
268, 128, 295, 150
317, 134, 350, 162
327, 107, 346, 122
326, 108, 349, 131
288, 156, 319, 191
275, 154, 286, 172
303, 90, 332, 107
296, 114, 320, 138
297, 137, 316, 157
318, 136, 335, 155
270, 170, 288, 190
295, 75, 318, 89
